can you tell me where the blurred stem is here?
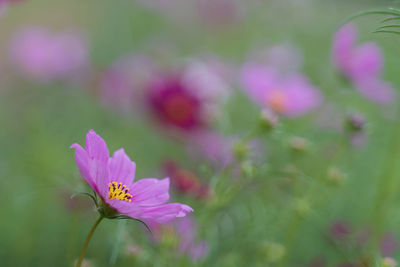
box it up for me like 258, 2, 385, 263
370, 115, 400, 250
76, 216, 104, 267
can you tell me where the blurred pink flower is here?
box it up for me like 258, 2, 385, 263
195, 0, 244, 28
99, 54, 154, 113
71, 130, 193, 223
241, 62, 322, 117
146, 60, 230, 132
187, 130, 234, 167
176, 216, 209, 262
150, 216, 209, 262
100, 56, 230, 132
10, 27, 89, 82
332, 23, 396, 104
380, 232, 398, 257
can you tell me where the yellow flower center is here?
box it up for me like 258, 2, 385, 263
108, 182, 133, 202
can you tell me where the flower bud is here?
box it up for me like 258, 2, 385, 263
260, 242, 286, 263
327, 167, 346, 186
259, 109, 279, 131
289, 137, 309, 153
345, 113, 366, 132
294, 199, 311, 217
234, 140, 250, 160
240, 160, 255, 178
381, 257, 397, 267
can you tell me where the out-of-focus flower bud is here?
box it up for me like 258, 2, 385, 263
240, 160, 255, 178
327, 167, 346, 186
381, 257, 397, 267
345, 113, 366, 132
73, 259, 94, 267
259, 109, 279, 132
234, 140, 250, 160
289, 137, 309, 153
330, 220, 351, 241
294, 199, 311, 217
260, 242, 286, 263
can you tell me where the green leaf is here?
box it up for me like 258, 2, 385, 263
112, 215, 153, 236
70, 192, 98, 207
373, 29, 400, 35
340, 9, 400, 27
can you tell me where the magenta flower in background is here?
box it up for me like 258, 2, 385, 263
332, 23, 396, 104
148, 74, 205, 131
164, 160, 211, 199
10, 27, 88, 82
71, 130, 193, 223
241, 62, 322, 117
146, 59, 230, 132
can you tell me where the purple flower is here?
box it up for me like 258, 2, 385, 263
176, 216, 209, 261
10, 27, 88, 82
70, 130, 193, 223
241, 62, 322, 117
380, 232, 398, 257
332, 23, 396, 104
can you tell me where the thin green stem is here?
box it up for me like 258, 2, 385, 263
76, 216, 104, 267
370, 116, 400, 251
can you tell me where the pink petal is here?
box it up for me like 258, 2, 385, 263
108, 148, 136, 186
332, 23, 358, 75
349, 42, 382, 79
140, 203, 193, 223
240, 63, 278, 106
84, 130, 110, 197
131, 178, 170, 206
354, 77, 396, 105
85, 129, 109, 163
282, 74, 322, 117
70, 143, 99, 194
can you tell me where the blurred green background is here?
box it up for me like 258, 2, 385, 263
1, 0, 400, 266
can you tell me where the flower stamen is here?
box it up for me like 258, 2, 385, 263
108, 182, 133, 202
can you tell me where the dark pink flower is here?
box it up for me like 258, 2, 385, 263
241, 62, 322, 117
148, 75, 205, 131
71, 130, 193, 223
332, 23, 396, 104
164, 160, 210, 199
10, 27, 88, 82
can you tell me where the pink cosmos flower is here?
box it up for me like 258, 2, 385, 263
0, 0, 23, 16
241, 62, 322, 117
10, 27, 88, 82
332, 23, 396, 104
70, 130, 193, 223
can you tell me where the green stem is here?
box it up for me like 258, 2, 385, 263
76, 216, 104, 267
370, 117, 400, 250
